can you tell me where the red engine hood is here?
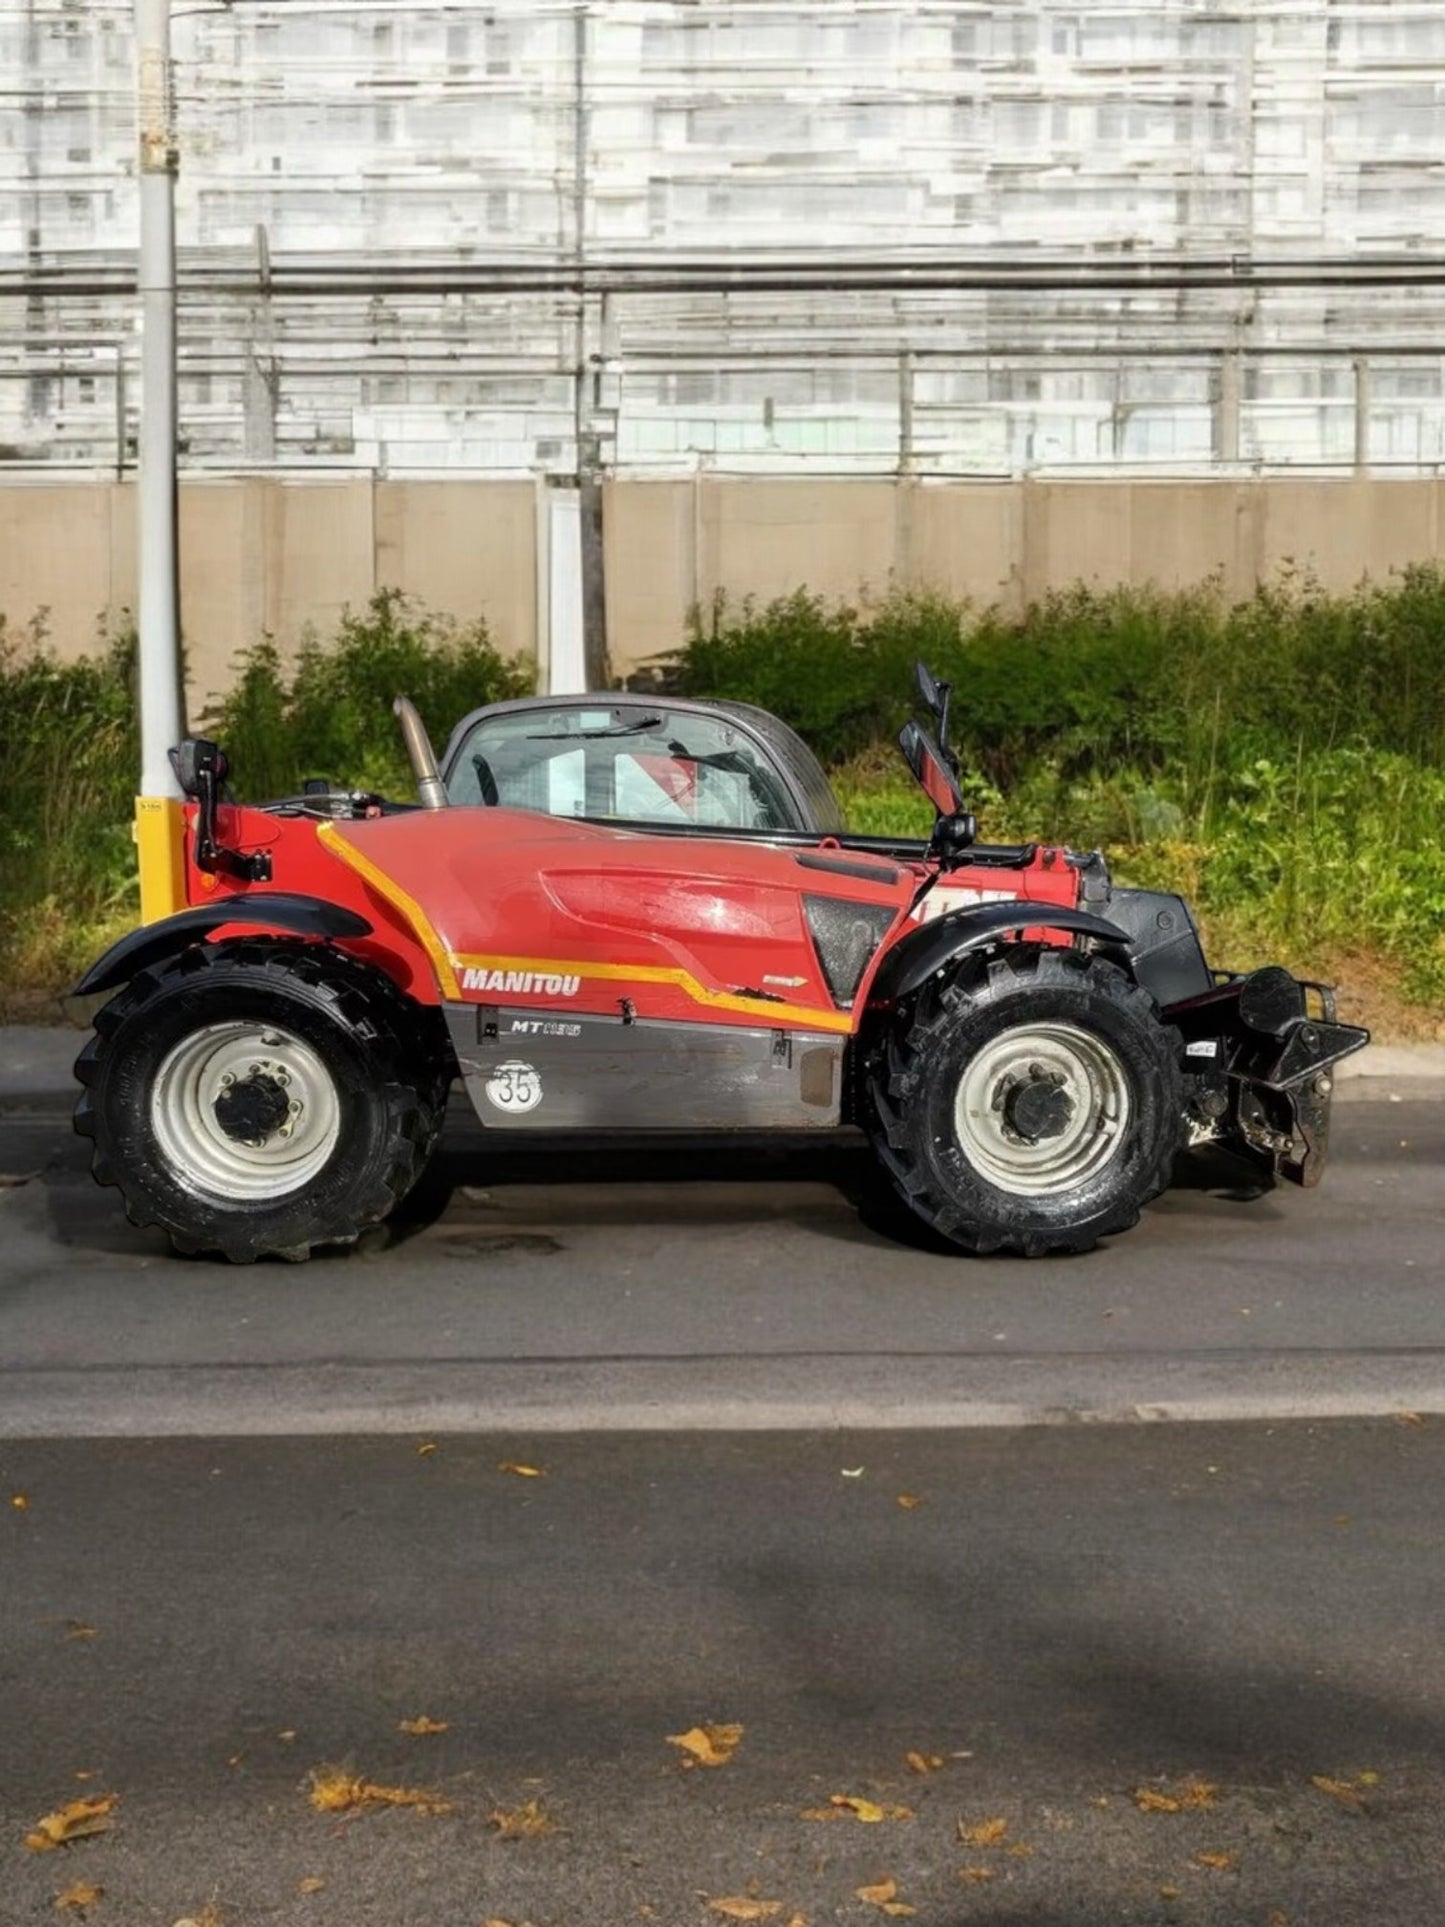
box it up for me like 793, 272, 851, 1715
318, 807, 917, 1032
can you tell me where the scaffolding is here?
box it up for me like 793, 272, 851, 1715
5, 0, 1445, 477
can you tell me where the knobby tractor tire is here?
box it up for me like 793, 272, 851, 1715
863, 945, 1183, 1256
74, 938, 453, 1262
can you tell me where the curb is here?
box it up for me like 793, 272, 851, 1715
3, 1353, 1444, 1438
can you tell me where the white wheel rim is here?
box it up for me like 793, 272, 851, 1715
149, 1021, 342, 1202
953, 1021, 1132, 1198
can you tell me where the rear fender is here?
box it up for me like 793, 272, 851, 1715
73, 893, 373, 997
863, 900, 1130, 1007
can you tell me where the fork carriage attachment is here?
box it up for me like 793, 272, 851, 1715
1166, 966, 1367, 1187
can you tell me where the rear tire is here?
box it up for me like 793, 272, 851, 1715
75, 939, 451, 1261
863, 945, 1182, 1255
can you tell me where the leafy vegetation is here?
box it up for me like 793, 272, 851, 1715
209, 588, 532, 803
0, 611, 141, 1010
2, 572, 1441, 1029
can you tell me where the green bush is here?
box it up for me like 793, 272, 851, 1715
671, 569, 1445, 781
0, 612, 140, 999
208, 588, 534, 800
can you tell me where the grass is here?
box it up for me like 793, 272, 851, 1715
2, 574, 1442, 1039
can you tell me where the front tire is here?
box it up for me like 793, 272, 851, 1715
863, 945, 1182, 1255
75, 940, 451, 1261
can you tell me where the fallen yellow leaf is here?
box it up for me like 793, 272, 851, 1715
1358, 1771, 1381, 1786
1159, 1886, 1182, 1901
667, 1723, 744, 1768
297, 1876, 325, 1894
415, 1442, 438, 1457
958, 1816, 1009, 1846
896, 1494, 924, 1510
488, 1797, 554, 1838
1395, 1411, 1425, 1428
825, 1794, 912, 1823
1132, 1778, 1217, 1813
1006, 1842, 1034, 1859
1193, 1851, 1236, 1870
706, 1902, 782, 1921
11, 1493, 30, 1510
856, 1877, 916, 1916
958, 1866, 996, 1883
398, 1716, 449, 1736
53, 1885, 103, 1911
307, 1766, 450, 1816
63, 1623, 97, 1641
25, 1796, 119, 1852
497, 1460, 547, 1478
1311, 1775, 1368, 1809
904, 1751, 944, 1774
276, 1730, 297, 1744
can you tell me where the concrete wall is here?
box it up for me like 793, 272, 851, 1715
0, 477, 539, 704
605, 475, 1445, 676
5, 475, 1445, 694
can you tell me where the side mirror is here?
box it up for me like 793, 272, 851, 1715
166, 737, 270, 882
899, 720, 965, 820
913, 660, 956, 777
168, 738, 228, 799
915, 660, 943, 719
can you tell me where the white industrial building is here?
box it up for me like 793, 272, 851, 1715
4, 0, 1445, 477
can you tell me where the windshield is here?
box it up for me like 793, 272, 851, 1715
444, 705, 806, 832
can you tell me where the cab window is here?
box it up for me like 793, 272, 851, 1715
445, 706, 805, 832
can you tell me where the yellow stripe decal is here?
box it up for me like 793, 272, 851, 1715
451, 951, 853, 1034
316, 821, 462, 1000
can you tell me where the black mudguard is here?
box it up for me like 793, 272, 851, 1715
73, 894, 373, 997
865, 899, 1131, 1006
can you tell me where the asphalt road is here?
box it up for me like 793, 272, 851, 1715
0, 1097, 1441, 1433
2, 1099, 1443, 1923
3, 1424, 1444, 1927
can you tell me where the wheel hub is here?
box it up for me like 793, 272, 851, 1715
1000, 1067, 1075, 1144
212, 1069, 292, 1146
149, 1022, 340, 1202
954, 1021, 1132, 1197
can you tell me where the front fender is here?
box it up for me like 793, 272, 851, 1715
73, 893, 373, 997
864, 900, 1130, 1006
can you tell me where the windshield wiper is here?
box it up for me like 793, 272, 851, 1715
524, 717, 664, 740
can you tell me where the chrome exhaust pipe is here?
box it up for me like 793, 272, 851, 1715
393, 696, 449, 811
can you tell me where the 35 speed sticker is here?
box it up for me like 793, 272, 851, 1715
484, 1061, 543, 1114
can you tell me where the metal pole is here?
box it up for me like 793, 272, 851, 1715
134, 0, 187, 918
